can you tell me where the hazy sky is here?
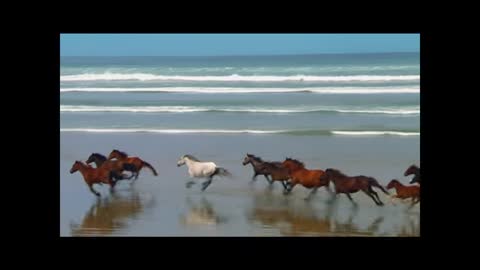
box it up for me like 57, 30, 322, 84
60, 34, 419, 56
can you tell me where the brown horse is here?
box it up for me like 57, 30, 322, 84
281, 158, 331, 200
386, 179, 420, 208
242, 154, 284, 185
404, 165, 420, 185
320, 168, 389, 206
69, 161, 120, 196
107, 149, 158, 180
86, 153, 136, 181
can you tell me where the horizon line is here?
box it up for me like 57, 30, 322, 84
61, 51, 419, 57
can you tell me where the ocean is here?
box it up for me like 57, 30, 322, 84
60, 53, 419, 136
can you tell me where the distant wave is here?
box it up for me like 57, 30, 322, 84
60, 73, 419, 82
60, 87, 419, 94
60, 128, 420, 136
60, 105, 420, 115
331, 131, 420, 136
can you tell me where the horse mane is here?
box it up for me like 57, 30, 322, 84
92, 153, 107, 161
183, 154, 201, 162
409, 164, 419, 170
327, 168, 347, 177
285, 157, 305, 168
113, 149, 128, 158
248, 154, 264, 163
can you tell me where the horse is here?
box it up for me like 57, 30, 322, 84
86, 153, 136, 181
281, 158, 331, 200
320, 168, 390, 206
242, 153, 284, 185
177, 154, 232, 191
404, 165, 420, 185
107, 149, 158, 180
69, 161, 121, 196
386, 179, 420, 208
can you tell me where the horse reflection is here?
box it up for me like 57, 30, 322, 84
70, 190, 148, 236
248, 191, 385, 236
181, 197, 226, 226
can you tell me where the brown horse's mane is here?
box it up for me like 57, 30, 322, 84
326, 168, 348, 177
91, 153, 107, 161
285, 157, 305, 168
113, 149, 128, 158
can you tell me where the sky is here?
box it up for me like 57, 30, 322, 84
60, 34, 419, 56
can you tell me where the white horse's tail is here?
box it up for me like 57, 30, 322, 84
213, 167, 232, 178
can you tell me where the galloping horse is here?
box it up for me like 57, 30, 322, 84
404, 165, 420, 185
86, 153, 136, 181
177, 154, 232, 191
386, 179, 420, 208
281, 158, 331, 200
69, 161, 121, 196
107, 149, 158, 180
320, 168, 389, 206
242, 154, 284, 185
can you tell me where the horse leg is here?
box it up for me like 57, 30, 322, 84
186, 180, 196, 188
201, 178, 213, 191
89, 184, 101, 197
134, 170, 140, 180
281, 180, 288, 191
362, 190, 381, 206
264, 175, 273, 185
251, 172, 259, 181
408, 198, 420, 209
283, 182, 294, 195
304, 187, 319, 201
368, 187, 383, 205
345, 193, 357, 205
390, 195, 398, 205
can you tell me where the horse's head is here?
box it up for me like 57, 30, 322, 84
404, 165, 418, 177
243, 154, 252, 165
70, 161, 83, 174
177, 155, 187, 167
386, 179, 400, 190
86, 154, 96, 164
108, 149, 127, 160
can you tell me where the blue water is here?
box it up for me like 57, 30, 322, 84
60, 53, 420, 136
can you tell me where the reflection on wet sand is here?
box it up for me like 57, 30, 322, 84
70, 189, 154, 236
247, 189, 418, 236
181, 197, 227, 227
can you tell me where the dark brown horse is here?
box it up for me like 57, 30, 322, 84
386, 179, 420, 208
242, 154, 283, 185
86, 153, 136, 181
404, 165, 420, 185
281, 158, 331, 200
107, 149, 158, 180
69, 161, 121, 196
320, 168, 389, 206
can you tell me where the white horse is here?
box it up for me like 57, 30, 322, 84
177, 154, 232, 191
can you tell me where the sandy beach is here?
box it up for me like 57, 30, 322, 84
61, 132, 420, 236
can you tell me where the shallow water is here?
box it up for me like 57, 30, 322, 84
60, 133, 420, 237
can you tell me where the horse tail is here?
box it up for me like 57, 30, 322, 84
369, 178, 390, 195
213, 167, 232, 178
142, 161, 158, 176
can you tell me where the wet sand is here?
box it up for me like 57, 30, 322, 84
61, 133, 420, 236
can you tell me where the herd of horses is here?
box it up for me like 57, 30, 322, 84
69, 151, 420, 208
